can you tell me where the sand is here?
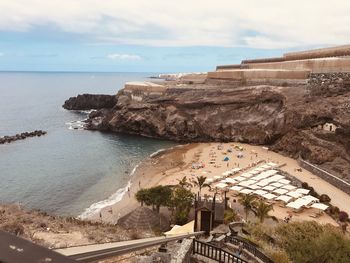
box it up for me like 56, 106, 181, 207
89, 142, 350, 226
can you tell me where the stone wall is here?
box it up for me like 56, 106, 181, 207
298, 158, 350, 195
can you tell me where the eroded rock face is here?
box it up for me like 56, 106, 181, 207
63, 94, 117, 110
63, 74, 350, 182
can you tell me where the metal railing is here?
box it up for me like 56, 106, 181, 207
193, 239, 248, 263
225, 236, 274, 263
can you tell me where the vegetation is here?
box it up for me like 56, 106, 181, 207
224, 208, 238, 224
193, 175, 211, 197
252, 200, 274, 223
135, 185, 172, 213
135, 182, 194, 225
238, 193, 257, 221
177, 176, 192, 189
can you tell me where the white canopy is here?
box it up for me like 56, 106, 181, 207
247, 184, 261, 190
257, 180, 269, 187
267, 162, 277, 167
279, 179, 291, 184
311, 203, 329, 210
241, 172, 254, 178
301, 195, 319, 202
271, 182, 284, 188
239, 179, 257, 187
276, 195, 293, 203
263, 193, 277, 200
230, 185, 243, 191
205, 178, 214, 183
286, 191, 303, 198
273, 188, 289, 195
215, 183, 228, 189
240, 189, 253, 194
214, 175, 222, 180
286, 201, 304, 209
262, 185, 276, 191
296, 188, 310, 195
223, 178, 237, 184
234, 176, 246, 182
282, 185, 296, 190
230, 168, 241, 173
269, 175, 285, 181
222, 171, 231, 176
254, 189, 268, 196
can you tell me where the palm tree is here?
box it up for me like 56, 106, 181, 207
238, 193, 257, 221
253, 200, 274, 223
177, 176, 192, 189
193, 176, 211, 197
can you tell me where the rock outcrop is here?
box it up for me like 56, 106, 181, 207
63, 94, 117, 110
63, 73, 350, 182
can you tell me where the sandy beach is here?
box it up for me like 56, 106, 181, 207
90, 142, 350, 226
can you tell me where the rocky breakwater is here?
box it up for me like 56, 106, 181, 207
63, 76, 350, 183
0, 130, 47, 145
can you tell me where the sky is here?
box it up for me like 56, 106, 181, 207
0, 0, 349, 72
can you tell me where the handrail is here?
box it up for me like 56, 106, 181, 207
225, 236, 274, 263
193, 239, 248, 263
56, 231, 204, 262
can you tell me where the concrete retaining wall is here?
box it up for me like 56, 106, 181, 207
298, 158, 350, 196
208, 69, 310, 80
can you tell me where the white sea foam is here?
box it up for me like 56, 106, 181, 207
65, 119, 87, 130
78, 181, 132, 220
130, 163, 140, 176
76, 109, 96, 114
149, 148, 166, 158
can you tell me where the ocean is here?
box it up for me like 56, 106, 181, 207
0, 72, 176, 217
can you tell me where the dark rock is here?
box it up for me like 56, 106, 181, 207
62, 94, 117, 110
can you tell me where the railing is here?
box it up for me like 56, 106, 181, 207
193, 239, 248, 263
225, 236, 274, 263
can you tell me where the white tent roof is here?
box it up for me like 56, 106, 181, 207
257, 180, 269, 187
247, 184, 261, 190
263, 193, 277, 200
230, 186, 243, 191
286, 201, 304, 209
301, 195, 319, 202
234, 176, 246, 182
254, 189, 268, 196
230, 168, 241, 173
267, 162, 277, 167
276, 195, 293, 203
241, 172, 254, 178
223, 178, 237, 184
279, 179, 291, 184
238, 179, 257, 187
296, 188, 310, 195
205, 178, 214, 183
249, 170, 261, 175
262, 185, 276, 191
260, 164, 271, 169
269, 175, 285, 181
215, 183, 228, 189
240, 189, 253, 194
273, 188, 289, 195
222, 171, 231, 176
311, 203, 329, 210
254, 173, 271, 181
271, 182, 284, 188
286, 191, 303, 198
214, 175, 222, 180
282, 185, 296, 190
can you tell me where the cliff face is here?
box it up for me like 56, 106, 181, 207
63, 74, 350, 182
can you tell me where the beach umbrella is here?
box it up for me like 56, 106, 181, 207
281, 185, 296, 190
240, 189, 253, 194
276, 195, 293, 203
263, 193, 277, 200
223, 156, 230, 161
273, 188, 289, 195
296, 188, 310, 195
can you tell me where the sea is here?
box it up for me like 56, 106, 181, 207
0, 72, 176, 217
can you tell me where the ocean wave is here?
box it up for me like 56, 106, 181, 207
149, 148, 166, 158
78, 181, 131, 220
130, 163, 140, 176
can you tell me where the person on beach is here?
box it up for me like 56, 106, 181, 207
128, 187, 130, 197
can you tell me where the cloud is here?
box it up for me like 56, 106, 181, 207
0, 1, 349, 49
106, 53, 141, 60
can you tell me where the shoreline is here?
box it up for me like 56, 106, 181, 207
87, 142, 350, 225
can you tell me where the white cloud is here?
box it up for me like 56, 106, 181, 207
107, 53, 141, 60
0, 0, 349, 49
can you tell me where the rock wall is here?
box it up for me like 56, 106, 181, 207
307, 72, 350, 96
0, 130, 47, 144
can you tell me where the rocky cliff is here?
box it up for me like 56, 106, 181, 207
63, 73, 350, 182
